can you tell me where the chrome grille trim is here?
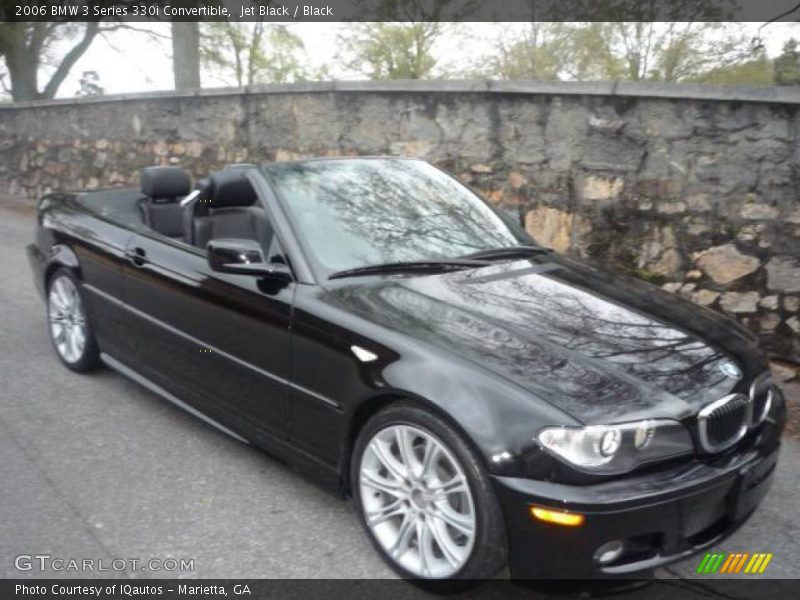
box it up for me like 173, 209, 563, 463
697, 393, 750, 453
749, 372, 773, 426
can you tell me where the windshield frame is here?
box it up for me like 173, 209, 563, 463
260, 157, 532, 282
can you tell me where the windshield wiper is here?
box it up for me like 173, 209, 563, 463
329, 258, 489, 280
459, 244, 553, 261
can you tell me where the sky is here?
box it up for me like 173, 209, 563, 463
13, 21, 800, 99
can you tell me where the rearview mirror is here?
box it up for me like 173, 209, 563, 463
206, 239, 292, 281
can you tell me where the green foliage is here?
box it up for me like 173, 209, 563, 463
650, 23, 749, 82
475, 23, 576, 80
774, 39, 800, 86
471, 21, 755, 85
337, 23, 444, 80
201, 23, 312, 87
686, 52, 773, 86
565, 23, 627, 80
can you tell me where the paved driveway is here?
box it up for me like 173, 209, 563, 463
0, 206, 797, 587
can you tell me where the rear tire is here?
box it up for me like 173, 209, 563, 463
351, 402, 507, 587
47, 268, 101, 373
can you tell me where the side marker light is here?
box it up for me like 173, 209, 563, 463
530, 506, 585, 527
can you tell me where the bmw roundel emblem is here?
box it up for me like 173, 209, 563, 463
719, 360, 742, 379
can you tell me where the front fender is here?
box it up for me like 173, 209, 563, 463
361, 348, 581, 477
43, 243, 82, 286
28, 220, 83, 299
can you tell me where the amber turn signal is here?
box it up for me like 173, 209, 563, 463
530, 506, 585, 527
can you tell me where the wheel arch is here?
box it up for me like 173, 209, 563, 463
340, 390, 493, 496
44, 244, 82, 289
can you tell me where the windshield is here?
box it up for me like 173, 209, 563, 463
264, 158, 528, 277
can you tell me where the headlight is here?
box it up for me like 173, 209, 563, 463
537, 419, 693, 474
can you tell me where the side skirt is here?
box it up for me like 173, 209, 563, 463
100, 351, 250, 445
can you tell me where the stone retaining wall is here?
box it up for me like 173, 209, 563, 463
1, 80, 798, 360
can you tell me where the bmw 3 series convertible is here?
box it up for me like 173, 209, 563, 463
27, 158, 784, 582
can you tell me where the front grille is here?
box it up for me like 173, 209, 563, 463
749, 373, 773, 426
698, 393, 749, 452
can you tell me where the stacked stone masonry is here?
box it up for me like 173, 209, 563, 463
1, 80, 798, 360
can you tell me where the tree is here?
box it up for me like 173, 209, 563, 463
476, 23, 576, 80
563, 23, 626, 80
172, 22, 200, 90
0, 0, 152, 101
651, 23, 749, 82
337, 23, 444, 80
473, 20, 753, 84
686, 49, 773, 86
0, 22, 101, 101
201, 23, 310, 86
469, 22, 620, 81
774, 38, 800, 85
569, 22, 749, 83
583, 0, 745, 82
338, 0, 482, 80
0, 0, 165, 103
256, 25, 312, 83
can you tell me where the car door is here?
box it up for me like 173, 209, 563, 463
63, 196, 137, 363
120, 231, 293, 441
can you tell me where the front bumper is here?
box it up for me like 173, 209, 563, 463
493, 436, 780, 579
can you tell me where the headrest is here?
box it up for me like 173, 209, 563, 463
141, 167, 192, 201
209, 169, 257, 208
195, 178, 213, 198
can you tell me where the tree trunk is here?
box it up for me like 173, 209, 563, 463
6, 47, 39, 101
2, 22, 98, 102
42, 22, 99, 99
2, 24, 40, 101
172, 22, 200, 90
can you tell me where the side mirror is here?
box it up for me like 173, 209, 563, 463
206, 238, 292, 281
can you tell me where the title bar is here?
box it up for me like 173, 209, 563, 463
2, 0, 800, 22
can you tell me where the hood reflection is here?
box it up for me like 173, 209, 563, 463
325, 257, 746, 423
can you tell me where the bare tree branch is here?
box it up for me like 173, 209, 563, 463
99, 23, 170, 40
42, 22, 99, 99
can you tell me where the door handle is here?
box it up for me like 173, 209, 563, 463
126, 247, 147, 267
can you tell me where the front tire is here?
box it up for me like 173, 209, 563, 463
47, 268, 101, 372
351, 402, 507, 584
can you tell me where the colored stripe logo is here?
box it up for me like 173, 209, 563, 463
697, 552, 773, 574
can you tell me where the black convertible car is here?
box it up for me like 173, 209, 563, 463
27, 158, 783, 582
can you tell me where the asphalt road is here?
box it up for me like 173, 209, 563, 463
1, 206, 798, 590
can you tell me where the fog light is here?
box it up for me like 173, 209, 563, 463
595, 540, 625, 564
529, 506, 584, 527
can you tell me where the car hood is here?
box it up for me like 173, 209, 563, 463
323, 255, 765, 424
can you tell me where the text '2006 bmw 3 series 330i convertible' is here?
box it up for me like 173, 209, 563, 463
27, 158, 784, 584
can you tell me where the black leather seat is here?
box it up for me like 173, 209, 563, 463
191, 170, 273, 252
139, 166, 191, 237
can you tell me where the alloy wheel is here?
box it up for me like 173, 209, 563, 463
48, 276, 88, 364
359, 424, 476, 578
